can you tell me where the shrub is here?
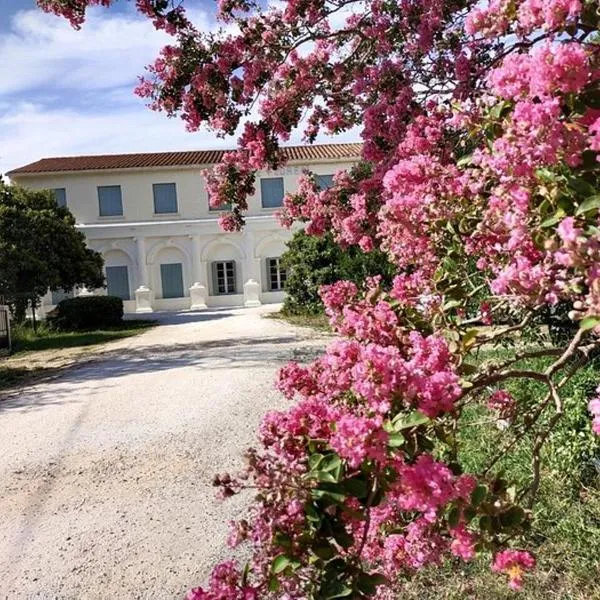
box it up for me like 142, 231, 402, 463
49, 296, 124, 331
281, 230, 394, 315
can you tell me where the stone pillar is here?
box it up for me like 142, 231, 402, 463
188, 234, 207, 310
134, 236, 153, 313
190, 282, 208, 310
243, 278, 261, 307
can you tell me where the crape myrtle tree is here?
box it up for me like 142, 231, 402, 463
39, 0, 600, 596
0, 181, 104, 325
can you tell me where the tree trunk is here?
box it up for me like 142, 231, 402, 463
31, 298, 37, 334
12, 297, 28, 324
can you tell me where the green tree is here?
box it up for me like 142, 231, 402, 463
0, 180, 105, 326
281, 230, 394, 315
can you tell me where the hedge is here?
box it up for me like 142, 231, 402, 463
49, 295, 124, 331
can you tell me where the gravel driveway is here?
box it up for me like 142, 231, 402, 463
0, 306, 327, 600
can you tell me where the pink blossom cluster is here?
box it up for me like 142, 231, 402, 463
488, 390, 517, 420
588, 386, 600, 436
487, 43, 591, 101
186, 561, 258, 599
492, 549, 536, 591
466, 0, 582, 36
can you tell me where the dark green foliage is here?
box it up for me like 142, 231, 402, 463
49, 296, 124, 331
281, 231, 395, 315
0, 180, 105, 323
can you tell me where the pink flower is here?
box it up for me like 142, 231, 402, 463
450, 524, 477, 561
330, 413, 388, 468
588, 387, 600, 436
492, 549, 536, 591
488, 390, 517, 419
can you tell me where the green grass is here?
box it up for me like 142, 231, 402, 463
0, 319, 156, 391
404, 349, 600, 599
9, 320, 156, 354
268, 310, 331, 331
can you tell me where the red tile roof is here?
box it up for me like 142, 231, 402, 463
8, 143, 363, 176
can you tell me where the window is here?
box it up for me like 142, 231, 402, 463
316, 174, 335, 190
98, 185, 123, 217
260, 177, 285, 209
267, 257, 287, 291
153, 183, 178, 214
212, 261, 236, 295
51, 288, 73, 305
160, 263, 185, 299
106, 266, 130, 301
53, 188, 67, 208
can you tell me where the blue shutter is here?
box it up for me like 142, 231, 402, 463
160, 263, 184, 299
106, 266, 130, 300
53, 188, 67, 208
98, 186, 123, 216
153, 183, 178, 214
260, 177, 285, 208
316, 174, 334, 190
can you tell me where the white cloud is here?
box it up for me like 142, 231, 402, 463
0, 5, 360, 177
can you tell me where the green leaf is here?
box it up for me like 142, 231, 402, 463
392, 411, 430, 430
323, 582, 353, 599
471, 484, 487, 506
479, 515, 492, 532
580, 315, 600, 331
457, 154, 473, 168
331, 523, 354, 549
343, 477, 368, 499
387, 432, 405, 448
321, 454, 342, 473
309, 453, 325, 471
568, 176, 597, 198
447, 506, 460, 528
357, 572, 390, 594
540, 210, 564, 228
272, 555, 292, 574
576, 194, 600, 215
315, 471, 339, 483
312, 540, 335, 560
461, 328, 479, 350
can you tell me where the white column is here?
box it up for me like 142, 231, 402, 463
190, 235, 203, 284
189, 234, 207, 310
134, 236, 153, 313
135, 237, 150, 288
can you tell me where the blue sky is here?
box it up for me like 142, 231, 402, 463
0, 0, 357, 177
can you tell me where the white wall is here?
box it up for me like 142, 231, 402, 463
14, 160, 355, 225
17, 155, 356, 313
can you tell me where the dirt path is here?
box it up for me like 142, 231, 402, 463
0, 306, 328, 600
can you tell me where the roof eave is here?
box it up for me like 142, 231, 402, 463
7, 154, 361, 178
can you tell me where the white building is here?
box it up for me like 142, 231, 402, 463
8, 144, 360, 314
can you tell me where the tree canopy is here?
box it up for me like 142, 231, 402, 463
0, 181, 104, 322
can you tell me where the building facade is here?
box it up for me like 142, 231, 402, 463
8, 144, 360, 314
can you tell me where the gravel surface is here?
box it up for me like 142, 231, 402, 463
0, 306, 328, 600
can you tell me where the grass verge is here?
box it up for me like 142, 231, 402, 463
9, 320, 156, 354
0, 319, 156, 391
268, 310, 331, 331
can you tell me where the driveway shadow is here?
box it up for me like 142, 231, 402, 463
0, 335, 314, 413
124, 309, 234, 326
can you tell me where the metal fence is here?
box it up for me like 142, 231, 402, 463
0, 305, 10, 354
